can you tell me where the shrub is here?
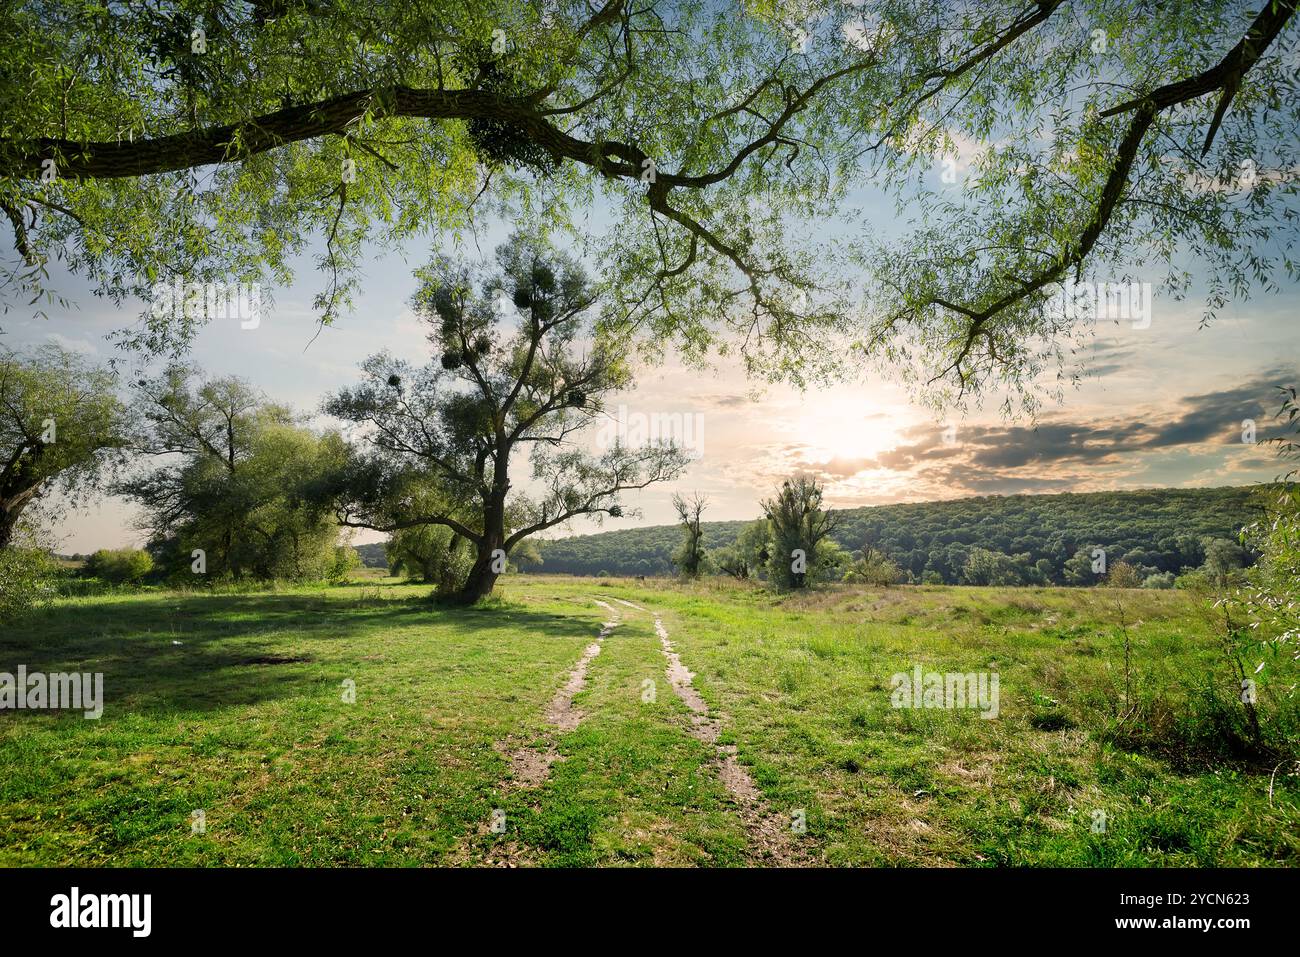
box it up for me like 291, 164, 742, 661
843, 553, 904, 585
84, 548, 154, 584
327, 544, 362, 582
0, 546, 57, 621
1142, 571, 1176, 589
1105, 561, 1144, 589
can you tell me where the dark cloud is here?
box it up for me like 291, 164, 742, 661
1140, 378, 1286, 448
703, 393, 754, 408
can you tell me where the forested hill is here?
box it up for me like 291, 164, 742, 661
526, 486, 1264, 583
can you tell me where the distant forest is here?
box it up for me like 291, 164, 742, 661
497, 486, 1266, 584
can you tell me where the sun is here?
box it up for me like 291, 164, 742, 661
794, 393, 903, 467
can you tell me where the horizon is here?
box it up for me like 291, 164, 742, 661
10, 227, 1297, 554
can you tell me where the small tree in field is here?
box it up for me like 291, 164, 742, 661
324, 236, 691, 604
762, 476, 838, 590
1105, 560, 1143, 589
672, 492, 708, 579
713, 518, 770, 580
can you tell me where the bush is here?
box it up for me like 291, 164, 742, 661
84, 548, 154, 584
1105, 560, 1144, 589
1142, 571, 1176, 589
327, 544, 362, 582
843, 553, 904, 585
0, 546, 57, 621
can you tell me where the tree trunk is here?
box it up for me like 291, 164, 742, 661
0, 489, 38, 551
449, 489, 506, 605
0, 506, 17, 551
451, 549, 500, 605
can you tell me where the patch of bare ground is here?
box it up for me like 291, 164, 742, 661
652, 614, 816, 866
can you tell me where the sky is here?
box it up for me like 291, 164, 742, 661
3, 179, 1296, 553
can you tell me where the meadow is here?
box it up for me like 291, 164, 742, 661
1, 575, 1296, 867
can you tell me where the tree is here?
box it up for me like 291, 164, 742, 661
762, 476, 838, 590
671, 492, 708, 579
1237, 388, 1300, 694
1201, 537, 1248, 586
0, 536, 57, 622
1105, 560, 1144, 589
382, 477, 472, 589
960, 547, 1030, 586
712, 518, 770, 580
120, 366, 348, 580
388, 523, 471, 591
1142, 571, 1176, 589
4, 2, 1295, 401
842, 551, 903, 586
1063, 547, 1102, 586
0, 345, 127, 550
323, 236, 690, 604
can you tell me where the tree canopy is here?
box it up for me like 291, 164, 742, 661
3, 1, 1295, 403
119, 365, 351, 580
0, 344, 128, 549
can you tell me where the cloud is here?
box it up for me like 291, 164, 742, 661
1140, 376, 1288, 448
803, 371, 1297, 499
45, 332, 99, 355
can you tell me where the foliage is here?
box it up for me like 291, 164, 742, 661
323, 236, 689, 603
1201, 537, 1248, 587
711, 519, 770, 580
960, 547, 1035, 586
118, 366, 348, 582
535, 486, 1259, 581
841, 550, 903, 586
0, 345, 128, 548
0, 540, 56, 622
762, 476, 838, 590
387, 522, 473, 595
1105, 561, 1144, 589
1142, 571, 1176, 590
671, 492, 708, 579
3, 2, 1295, 403
83, 548, 154, 584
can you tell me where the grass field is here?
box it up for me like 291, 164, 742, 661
1, 575, 1297, 866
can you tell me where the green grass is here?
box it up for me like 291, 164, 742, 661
1, 575, 1296, 866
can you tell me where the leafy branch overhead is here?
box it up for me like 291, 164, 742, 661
1, 0, 1297, 398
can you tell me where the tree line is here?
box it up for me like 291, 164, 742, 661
530, 485, 1264, 588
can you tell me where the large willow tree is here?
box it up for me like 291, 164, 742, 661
2, 0, 1296, 403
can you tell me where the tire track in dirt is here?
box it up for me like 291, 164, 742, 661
496, 599, 620, 788
466, 600, 621, 866
651, 611, 814, 865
